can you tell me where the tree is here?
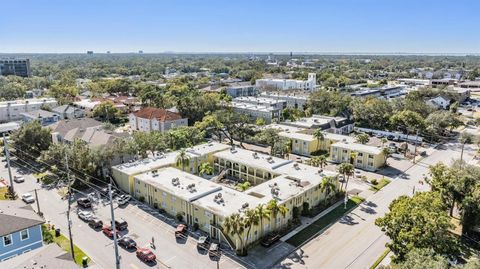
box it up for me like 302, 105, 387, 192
459, 132, 473, 162
381, 137, 388, 147
375, 192, 458, 262
392, 248, 449, 269
175, 149, 190, 171
11, 121, 52, 158
390, 110, 425, 156
236, 181, 251, 191
198, 162, 213, 176
255, 118, 266, 126
255, 204, 271, 238
338, 163, 354, 192
320, 176, 337, 205
223, 213, 246, 256
313, 129, 325, 151
350, 97, 393, 130
355, 133, 370, 144
311, 155, 328, 169
254, 128, 280, 155
92, 101, 121, 123
381, 147, 391, 166
242, 208, 260, 255
266, 199, 288, 231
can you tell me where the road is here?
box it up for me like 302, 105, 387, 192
1, 158, 244, 269
274, 142, 478, 269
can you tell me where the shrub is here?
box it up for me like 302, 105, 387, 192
293, 206, 301, 219
176, 213, 183, 222
158, 208, 166, 214
42, 225, 54, 244
193, 223, 199, 231
138, 196, 145, 203
301, 202, 310, 216
153, 203, 158, 209
370, 179, 378, 185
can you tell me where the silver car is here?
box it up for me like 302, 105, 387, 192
78, 211, 94, 222
21, 193, 35, 204
14, 176, 25, 183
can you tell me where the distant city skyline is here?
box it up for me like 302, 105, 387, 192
1, 0, 479, 54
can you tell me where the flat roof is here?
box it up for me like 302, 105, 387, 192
276, 126, 355, 143
331, 142, 383, 155
193, 186, 261, 218
135, 167, 222, 202
274, 162, 338, 184
233, 96, 286, 104
185, 142, 231, 157
0, 98, 56, 106
246, 175, 309, 204
231, 102, 279, 112
214, 147, 292, 173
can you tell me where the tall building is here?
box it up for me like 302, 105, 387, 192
256, 73, 317, 91
0, 59, 31, 77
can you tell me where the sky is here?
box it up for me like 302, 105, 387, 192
1, 0, 479, 54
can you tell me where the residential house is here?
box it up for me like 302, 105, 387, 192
52, 105, 85, 119
0, 201, 45, 261
426, 96, 451, 110
20, 110, 60, 126
0, 98, 58, 123
1, 244, 79, 269
129, 107, 188, 132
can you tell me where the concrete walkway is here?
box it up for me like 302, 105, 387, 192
280, 200, 344, 242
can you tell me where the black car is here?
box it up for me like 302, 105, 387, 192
118, 236, 137, 249
88, 218, 103, 229
77, 197, 92, 208
386, 135, 395, 141
112, 219, 128, 231
261, 233, 281, 247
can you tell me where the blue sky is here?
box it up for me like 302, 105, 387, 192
1, 0, 479, 53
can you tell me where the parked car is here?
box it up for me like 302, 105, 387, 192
77, 197, 92, 208
175, 224, 187, 237
13, 176, 25, 183
386, 135, 395, 141
21, 193, 35, 204
197, 236, 210, 249
88, 218, 103, 229
117, 194, 131, 205
208, 243, 219, 257
261, 233, 281, 247
118, 236, 137, 249
102, 225, 120, 238
78, 211, 94, 222
375, 133, 383, 138
111, 219, 128, 231
101, 187, 117, 197
136, 248, 156, 262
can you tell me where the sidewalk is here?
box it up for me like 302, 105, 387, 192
280, 200, 344, 242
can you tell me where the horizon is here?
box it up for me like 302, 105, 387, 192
1, 0, 479, 54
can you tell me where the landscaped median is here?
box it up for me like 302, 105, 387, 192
42, 224, 91, 266
369, 178, 391, 192
286, 195, 365, 247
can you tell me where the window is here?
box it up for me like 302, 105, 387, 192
172, 196, 176, 202
162, 192, 167, 197
3, 234, 12, 246
20, 229, 29, 241
358, 153, 363, 157
368, 155, 374, 159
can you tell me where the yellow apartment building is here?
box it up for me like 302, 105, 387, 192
330, 142, 386, 171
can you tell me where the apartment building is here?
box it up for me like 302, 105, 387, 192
230, 102, 281, 124
259, 92, 308, 110
282, 115, 355, 135
21, 110, 60, 126
129, 107, 188, 132
0, 98, 58, 123
256, 73, 316, 91
0, 59, 31, 77
330, 142, 385, 171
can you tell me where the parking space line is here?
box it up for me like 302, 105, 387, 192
129, 263, 140, 269
164, 256, 176, 264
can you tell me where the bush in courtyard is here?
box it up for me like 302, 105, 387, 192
176, 212, 184, 222
193, 223, 199, 231
138, 196, 145, 202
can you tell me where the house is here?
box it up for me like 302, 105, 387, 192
0, 98, 58, 123
52, 105, 85, 119
0, 201, 45, 261
1, 244, 79, 269
129, 107, 188, 132
426, 96, 451, 110
49, 118, 103, 144
73, 99, 101, 114
20, 110, 60, 126
330, 142, 386, 171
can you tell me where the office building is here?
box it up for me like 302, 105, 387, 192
0, 59, 31, 77
256, 73, 316, 91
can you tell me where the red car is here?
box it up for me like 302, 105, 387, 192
102, 225, 120, 238
136, 248, 156, 262
175, 224, 187, 238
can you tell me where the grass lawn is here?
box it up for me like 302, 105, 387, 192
286, 195, 365, 247
369, 178, 391, 192
47, 228, 90, 265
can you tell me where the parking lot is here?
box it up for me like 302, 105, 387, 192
2, 160, 245, 269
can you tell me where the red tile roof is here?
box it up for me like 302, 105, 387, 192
133, 107, 183, 122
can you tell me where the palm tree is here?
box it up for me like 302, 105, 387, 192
381, 147, 390, 167
198, 162, 213, 176
255, 204, 271, 237
355, 133, 370, 144
175, 149, 190, 171
243, 208, 260, 254
266, 199, 288, 231
313, 129, 325, 151
381, 137, 388, 147
320, 176, 336, 205
338, 162, 354, 192
317, 155, 328, 169
459, 132, 473, 163
223, 213, 246, 255
236, 181, 251, 191
349, 151, 358, 165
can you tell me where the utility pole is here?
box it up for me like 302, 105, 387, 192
109, 183, 121, 269
413, 130, 419, 164
34, 189, 42, 216
3, 133, 14, 196
65, 153, 75, 260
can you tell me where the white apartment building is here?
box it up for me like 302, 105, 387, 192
129, 107, 188, 132
230, 102, 281, 124
259, 92, 308, 110
256, 73, 316, 91
0, 98, 58, 123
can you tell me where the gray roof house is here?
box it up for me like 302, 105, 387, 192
1, 244, 80, 269
20, 109, 60, 126
52, 105, 85, 119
